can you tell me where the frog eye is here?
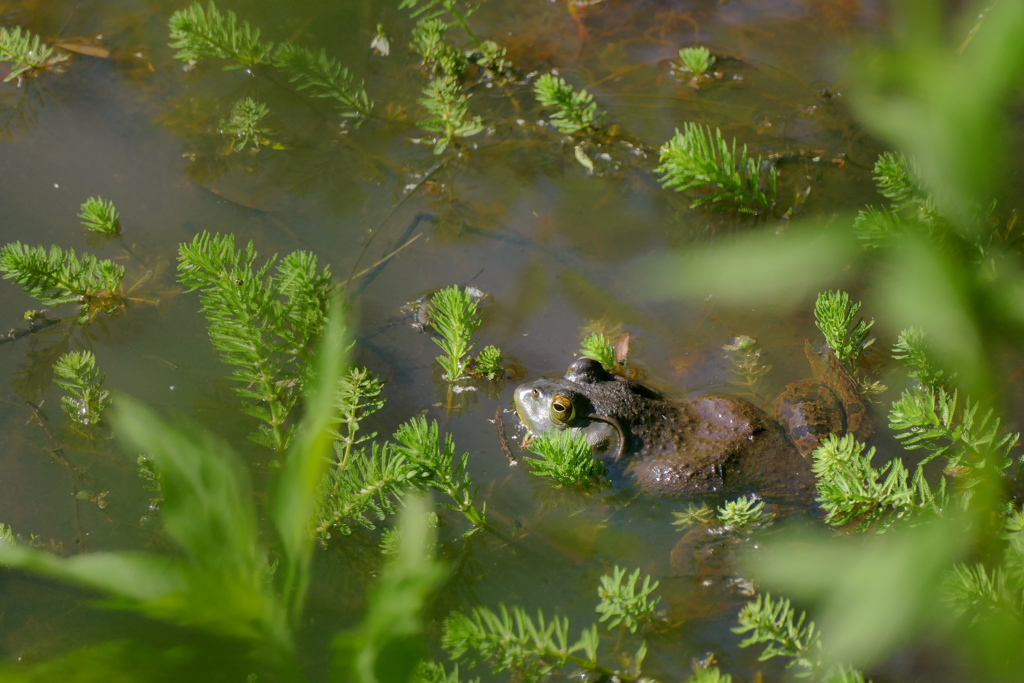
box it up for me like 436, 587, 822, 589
550, 394, 576, 424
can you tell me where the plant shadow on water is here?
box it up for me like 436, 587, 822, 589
1, 0, 1024, 682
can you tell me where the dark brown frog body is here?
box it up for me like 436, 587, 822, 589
514, 357, 817, 497
514, 346, 869, 497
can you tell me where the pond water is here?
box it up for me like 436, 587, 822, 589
0, 0, 983, 680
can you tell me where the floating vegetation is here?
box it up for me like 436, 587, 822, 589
418, 75, 483, 154
813, 290, 875, 363
595, 566, 661, 633
656, 123, 776, 214
580, 332, 616, 371
533, 73, 605, 135
677, 46, 715, 76
523, 429, 606, 488
53, 350, 112, 425
219, 97, 281, 154
0, 26, 69, 83
0, 243, 126, 322
78, 196, 121, 236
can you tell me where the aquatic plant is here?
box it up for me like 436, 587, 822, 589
580, 332, 616, 371
0, 26, 69, 82
735, 593, 869, 683
428, 285, 503, 381
177, 232, 333, 452
443, 607, 648, 682
475, 344, 503, 379
400, 0, 481, 47
891, 326, 953, 391
813, 434, 946, 532
671, 502, 715, 529
168, 1, 273, 68
595, 566, 661, 633
722, 335, 772, 400
655, 123, 776, 214
393, 417, 488, 531
718, 495, 774, 529
813, 291, 875, 363
889, 385, 1018, 474
53, 350, 112, 426
734, 593, 824, 674
411, 18, 468, 79
273, 42, 373, 119
418, 75, 483, 154
677, 46, 715, 76
533, 73, 605, 135
169, 2, 371, 120
219, 97, 280, 154
0, 243, 126, 322
78, 197, 121, 236
523, 428, 606, 489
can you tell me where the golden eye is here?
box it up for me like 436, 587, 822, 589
550, 394, 576, 424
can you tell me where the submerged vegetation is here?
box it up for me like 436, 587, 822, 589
1, 1, 1024, 682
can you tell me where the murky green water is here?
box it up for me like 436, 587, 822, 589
0, 0, 978, 680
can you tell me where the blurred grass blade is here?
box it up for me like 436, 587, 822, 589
114, 397, 263, 585
0, 546, 186, 603
751, 517, 967, 668
875, 234, 988, 399
332, 495, 447, 683
850, 0, 1024, 228
272, 298, 350, 625
642, 221, 859, 306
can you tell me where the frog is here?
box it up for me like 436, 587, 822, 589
513, 344, 869, 497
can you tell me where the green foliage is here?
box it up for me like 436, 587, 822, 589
274, 42, 373, 119
891, 327, 953, 391
0, 316, 442, 680
0, 523, 14, 550
475, 344, 504, 379
415, 660, 479, 683
0, 242, 126, 322
813, 434, 945, 532
671, 502, 714, 529
475, 40, 512, 79
813, 291, 875, 363
687, 667, 732, 683
411, 18, 467, 79
524, 429, 606, 489
0, 26, 69, 82
418, 75, 483, 154
678, 46, 715, 75
314, 442, 415, 539
533, 73, 605, 135
177, 232, 333, 452
330, 366, 386, 466
442, 605, 602, 682
400, 0, 480, 46
333, 496, 448, 683
595, 566, 661, 633
655, 123, 777, 214
168, 1, 273, 69
872, 152, 938, 220
219, 98, 279, 154
393, 416, 487, 530
429, 285, 481, 380
580, 332, 616, 371
718, 495, 774, 529
53, 350, 112, 426
734, 593, 823, 674
78, 196, 121, 235
888, 385, 1019, 474
722, 334, 771, 399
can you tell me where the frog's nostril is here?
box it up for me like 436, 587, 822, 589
532, 388, 540, 398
